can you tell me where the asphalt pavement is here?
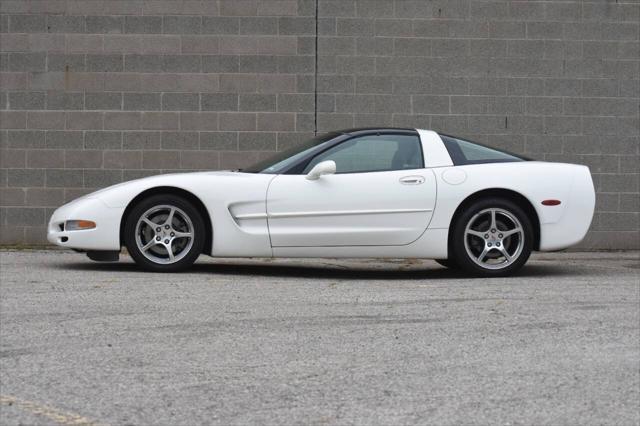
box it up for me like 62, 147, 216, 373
0, 250, 638, 425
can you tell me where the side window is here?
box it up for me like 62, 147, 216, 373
440, 134, 527, 165
303, 134, 423, 174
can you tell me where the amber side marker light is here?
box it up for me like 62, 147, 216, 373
65, 220, 96, 230
542, 200, 562, 206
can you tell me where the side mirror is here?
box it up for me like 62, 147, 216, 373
305, 160, 336, 180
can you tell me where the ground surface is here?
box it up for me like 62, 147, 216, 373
0, 250, 638, 426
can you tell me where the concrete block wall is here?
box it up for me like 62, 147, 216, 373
0, 0, 638, 249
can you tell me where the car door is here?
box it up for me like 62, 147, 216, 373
266, 133, 437, 247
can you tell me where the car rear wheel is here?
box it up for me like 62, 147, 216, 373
124, 194, 205, 272
451, 198, 533, 277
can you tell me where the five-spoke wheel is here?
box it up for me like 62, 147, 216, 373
451, 198, 533, 277
124, 194, 205, 272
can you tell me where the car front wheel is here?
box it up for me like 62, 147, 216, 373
124, 194, 205, 272
451, 198, 533, 277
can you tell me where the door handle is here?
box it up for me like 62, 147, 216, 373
399, 175, 425, 185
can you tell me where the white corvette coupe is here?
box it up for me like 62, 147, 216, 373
48, 128, 595, 277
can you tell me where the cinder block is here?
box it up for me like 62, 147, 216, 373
86, 54, 123, 72
201, 93, 239, 111
64, 150, 103, 168
124, 93, 161, 111
181, 36, 220, 54
0, 149, 26, 168
29, 34, 66, 52
46, 169, 84, 188
176, 74, 219, 93
86, 16, 123, 34
200, 132, 237, 150
162, 93, 200, 111
276, 55, 314, 73
139, 74, 179, 92
28, 72, 65, 91
84, 131, 122, 149
413, 95, 450, 114
141, 112, 179, 130
219, 36, 258, 54
256, 74, 296, 94
140, 35, 181, 54
25, 188, 64, 207
393, 38, 430, 56
318, 36, 355, 56
356, 75, 392, 94
319, 0, 355, 17
124, 16, 162, 34
6, 207, 45, 225
142, 150, 181, 169
65, 111, 103, 130
220, 74, 258, 93
258, 0, 298, 16
296, 112, 315, 131
84, 169, 124, 187
277, 93, 314, 112
239, 55, 278, 73
317, 75, 354, 93
104, 112, 141, 130
8, 169, 45, 187
180, 150, 220, 170
202, 55, 240, 73
27, 111, 66, 129
46, 131, 83, 149
238, 132, 277, 151
0, 34, 29, 51
0, 73, 27, 91
202, 17, 240, 34
65, 34, 103, 53
0, 111, 26, 129
103, 150, 142, 169
526, 97, 563, 116
374, 19, 411, 37
257, 112, 295, 131
123, 131, 161, 149
161, 132, 199, 150
161, 16, 201, 35
220, 0, 258, 16
278, 17, 314, 35
46, 15, 84, 33
46, 92, 84, 110
180, 112, 219, 131
86, 92, 122, 110
239, 17, 278, 35
8, 130, 45, 148
162, 55, 201, 73
9, 14, 46, 33
239, 94, 276, 111
219, 112, 257, 131
9, 53, 46, 72
0, 188, 25, 206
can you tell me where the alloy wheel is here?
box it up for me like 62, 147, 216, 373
134, 204, 195, 265
463, 208, 524, 270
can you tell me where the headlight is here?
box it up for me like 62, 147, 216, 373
65, 220, 96, 231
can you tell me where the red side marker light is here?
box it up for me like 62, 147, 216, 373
542, 199, 561, 206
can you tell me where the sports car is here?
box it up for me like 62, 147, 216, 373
47, 128, 595, 277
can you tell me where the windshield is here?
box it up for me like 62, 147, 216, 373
241, 132, 339, 174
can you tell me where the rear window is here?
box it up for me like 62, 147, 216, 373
439, 134, 528, 165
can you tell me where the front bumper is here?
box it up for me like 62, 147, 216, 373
47, 197, 123, 251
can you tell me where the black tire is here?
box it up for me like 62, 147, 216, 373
435, 259, 458, 269
124, 194, 205, 272
451, 197, 533, 277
